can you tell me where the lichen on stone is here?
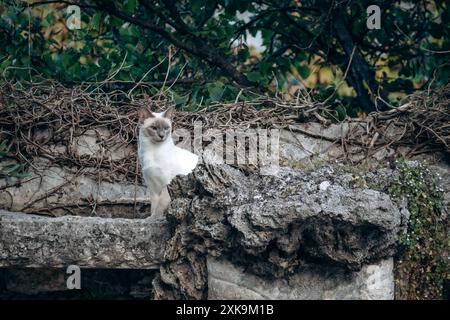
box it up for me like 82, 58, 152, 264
385, 160, 448, 300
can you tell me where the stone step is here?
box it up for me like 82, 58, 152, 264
0, 210, 169, 269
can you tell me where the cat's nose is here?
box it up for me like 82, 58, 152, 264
158, 132, 165, 138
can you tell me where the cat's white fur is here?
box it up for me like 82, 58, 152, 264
138, 110, 198, 217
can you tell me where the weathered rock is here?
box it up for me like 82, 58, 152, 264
0, 160, 150, 218
208, 257, 394, 300
153, 252, 208, 300
279, 123, 380, 165
157, 163, 409, 299
169, 164, 408, 269
0, 210, 169, 269
0, 160, 416, 300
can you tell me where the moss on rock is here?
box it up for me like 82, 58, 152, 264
387, 160, 448, 300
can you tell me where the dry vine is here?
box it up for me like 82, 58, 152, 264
0, 78, 449, 186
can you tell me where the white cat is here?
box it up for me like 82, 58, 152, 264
138, 107, 198, 217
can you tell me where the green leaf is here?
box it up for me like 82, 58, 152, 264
247, 71, 261, 82
297, 65, 311, 79
207, 82, 225, 101
41, 13, 54, 28
173, 92, 189, 106
123, 0, 137, 15
335, 105, 347, 121
91, 13, 103, 30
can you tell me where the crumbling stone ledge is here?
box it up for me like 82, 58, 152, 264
0, 211, 169, 269
154, 164, 411, 299
0, 163, 414, 300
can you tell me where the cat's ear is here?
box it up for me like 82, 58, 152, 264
162, 107, 174, 120
138, 107, 154, 124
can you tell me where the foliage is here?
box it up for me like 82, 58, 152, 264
388, 160, 448, 300
0, 0, 449, 113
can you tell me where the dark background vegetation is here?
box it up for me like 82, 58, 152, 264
0, 0, 449, 116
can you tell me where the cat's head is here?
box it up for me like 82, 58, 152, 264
139, 107, 173, 143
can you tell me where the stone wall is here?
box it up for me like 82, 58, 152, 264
207, 258, 394, 300
0, 122, 448, 299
